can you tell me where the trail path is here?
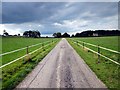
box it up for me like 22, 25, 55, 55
17, 38, 106, 88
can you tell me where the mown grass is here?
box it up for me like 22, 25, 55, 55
2, 37, 54, 53
72, 36, 119, 62
2, 38, 60, 90
67, 37, 119, 89
2, 37, 55, 65
74, 36, 118, 51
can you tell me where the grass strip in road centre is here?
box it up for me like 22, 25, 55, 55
67, 39, 119, 90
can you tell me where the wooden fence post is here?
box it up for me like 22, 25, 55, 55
77, 41, 78, 46
83, 42, 84, 49
98, 45, 100, 63
52, 40, 53, 43
42, 43, 45, 51
26, 46, 29, 54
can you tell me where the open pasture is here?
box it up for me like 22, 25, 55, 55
68, 36, 119, 89
74, 36, 118, 51
72, 36, 119, 62
1, 37, 60, 90
1, 37, 56, 65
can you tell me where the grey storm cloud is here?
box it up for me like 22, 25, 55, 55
2, 2, 118, 24
2, 2, 36, 23
2, 2, 66, 23
1, 2, 118, 36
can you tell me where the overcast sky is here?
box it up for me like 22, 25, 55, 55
0, 2, 118, 36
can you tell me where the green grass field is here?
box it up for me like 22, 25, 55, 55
74, 36, 118, 51
68, 36, 119, 89
72, 36, 119, 62
1, 36, 119, 89
1, 37, 57, 65
2, 37, 55, 53
1, 37, 60, 90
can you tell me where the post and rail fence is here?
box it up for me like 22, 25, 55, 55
72, 39, 120, 65
0, 40, 57, 68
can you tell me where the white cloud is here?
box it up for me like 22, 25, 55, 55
2, 2, 118, 37
0, 22, 44, 35
80, 11, 96, 18
52, 14, 118, 35
53, 22, 62, 26
64, 2, 76, 7
53, 19, 89, 31
0, 24, 23, 35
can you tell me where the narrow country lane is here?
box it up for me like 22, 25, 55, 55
16, 38, 106, 88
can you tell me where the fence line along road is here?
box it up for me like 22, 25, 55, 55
0, 40, 52, 57
0, 40, 56, 69
73, 41, 120, 66
76, 40, 120, 54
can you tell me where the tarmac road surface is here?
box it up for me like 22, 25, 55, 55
16, 38, 106, 88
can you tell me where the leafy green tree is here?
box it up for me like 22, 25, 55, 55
62, 32, 70, 37
3, 30, 9, 36
53, 32, 61, 38
23, 30, 41, 38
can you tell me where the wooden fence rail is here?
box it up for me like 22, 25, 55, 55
76, 40, 120, 54
0, 40, 56, 68
0, 40, 51, 57
73, 40, 120, 65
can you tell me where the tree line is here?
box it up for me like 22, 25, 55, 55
52, 30, 120, 38
71, 30, 120, 37
2, 30, 120, 38
53, 32, 70, 38
23, 31, 41, 38
3, 30, 41, 38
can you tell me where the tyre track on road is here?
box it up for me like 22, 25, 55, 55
16, 38, 107, 88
